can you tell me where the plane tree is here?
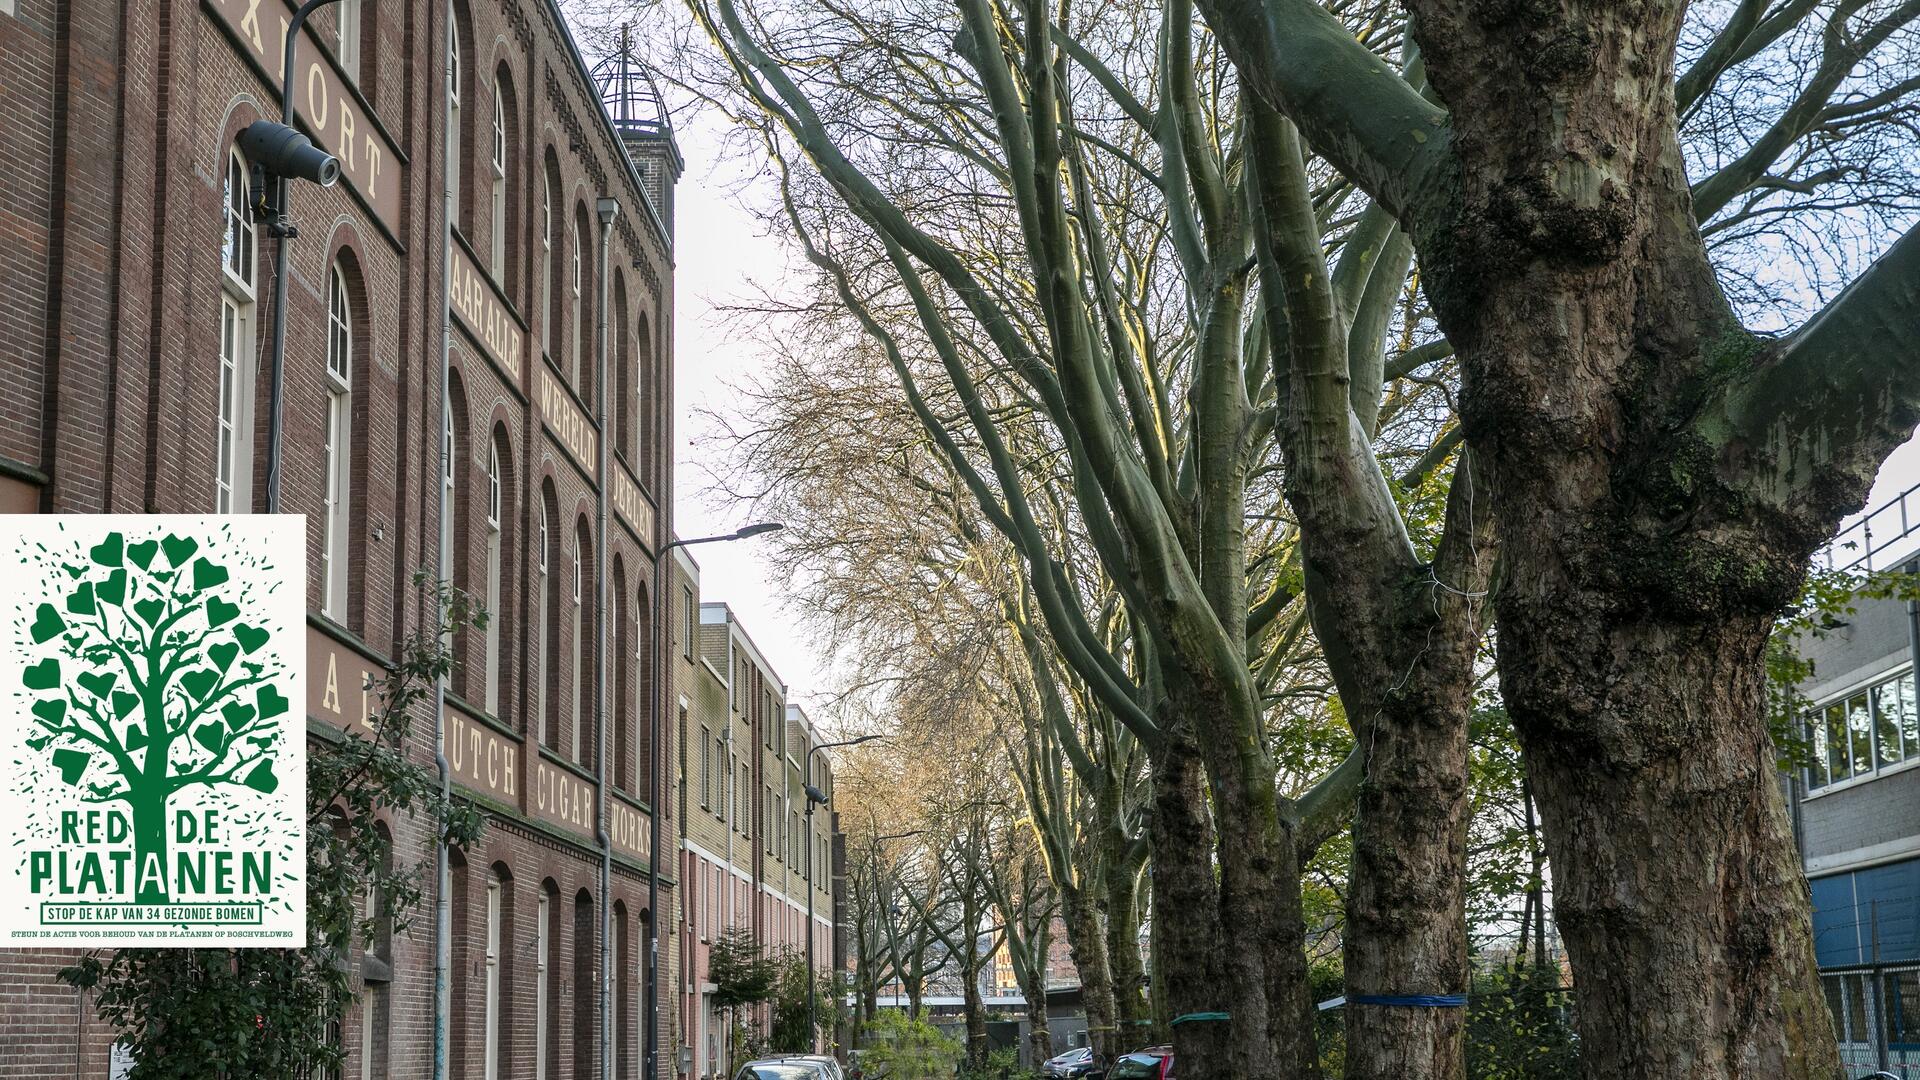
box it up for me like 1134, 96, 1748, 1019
1199, 0, 1920, 1075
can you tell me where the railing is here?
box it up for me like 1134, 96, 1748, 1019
1818, 478, 1920, 573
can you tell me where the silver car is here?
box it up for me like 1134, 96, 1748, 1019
733, 1057, 839, 1080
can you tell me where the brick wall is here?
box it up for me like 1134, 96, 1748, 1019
0, 0, 685, 1072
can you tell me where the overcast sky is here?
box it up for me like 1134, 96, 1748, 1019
663, 106, 1920, 723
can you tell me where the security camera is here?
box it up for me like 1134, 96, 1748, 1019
239, 120, 341, 186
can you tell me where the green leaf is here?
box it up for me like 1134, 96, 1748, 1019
23, 658, 60, 690
126, 539, 158, 569
234, 623, 269, 654
257, 685, 289, 720
89, 532, 124, 568
210, 641, 240, 671
181, 668, 220, 701
31, 698, 67, 726
222, 702, 257, 730
192, 722, 225, 754
29, 603, 66, 644
192, 557, 229, 591
77, 671, 117, 699
66, 581, 97, 616
125, 726, 148, 751
161, 533, 199, 568
206, 598, 240, 628
243, 760, 278, 794
51, 747, 92, 785
134, 598, 166, 627
111, 690, 139, 719
95, 567, 127, 606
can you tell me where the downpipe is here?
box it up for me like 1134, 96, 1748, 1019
431, 2, 455, 1075
595, 196, 619, 1080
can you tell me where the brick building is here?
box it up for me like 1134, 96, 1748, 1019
0, 0, 726, 1074
669, 564, 843, 1079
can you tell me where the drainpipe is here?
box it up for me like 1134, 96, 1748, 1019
595, 195, 619, 1080
431, 0, 455, 1074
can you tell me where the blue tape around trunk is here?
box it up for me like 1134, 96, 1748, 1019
1169, 1011, 1230, 1025
1349, 994, 1468, 1007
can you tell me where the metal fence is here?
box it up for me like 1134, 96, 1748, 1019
1819, 479, 1920, 574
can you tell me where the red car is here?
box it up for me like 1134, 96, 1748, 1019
1105, 1046, 1174, 1079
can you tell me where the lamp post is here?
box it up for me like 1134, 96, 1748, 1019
646, 521, 783, 1080
804, 733, 884, 1053
254, 0, 347, 513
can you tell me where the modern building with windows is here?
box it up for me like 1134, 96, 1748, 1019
0, 0, 709, 1075
669, 573, 843, 1080
1791, 489, 1920, 1078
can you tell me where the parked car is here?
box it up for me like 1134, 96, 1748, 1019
1042, 1046, 1097, 1078
765, 1054, 847, 1080
734, 1058, 836, 1080
1105, 1046, 1175, 1080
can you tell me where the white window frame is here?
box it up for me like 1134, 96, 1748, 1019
1805, 666, 1918, 794
336, 0, 362, 82
483, 876, 500, 1080
218, 147, 258, 514
535, 891, 549, 1080
447, 17, 462, 224
483, 443, 503, 715
323, 264, 353, 619
568, 215, 582, 386
540, 176, 552, 356
570, 536, 583, 762
490, 82, 507, 277
536, 500, 549, 740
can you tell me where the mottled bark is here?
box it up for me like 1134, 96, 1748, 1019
1060, 885, 1119, 1060
1147, 737, 1234, 1078
1396, 6, 1850, 1076
1102, 842, 1149, 1040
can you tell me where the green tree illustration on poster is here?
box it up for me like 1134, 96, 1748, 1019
18, 528, 289, 904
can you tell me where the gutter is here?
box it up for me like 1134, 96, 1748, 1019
430, 0, 455, 1068
594, 195, 619, 1080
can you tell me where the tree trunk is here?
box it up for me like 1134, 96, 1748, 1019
1342, 684, 1472, 1080
1059, 884, 1118, 1061
962, 957, 988, 1070
1146, 735, 1236, 1079
1384, 5, 1849, 1076
1101, 841, 1149, 1041
132, 794, 169, 903
1504, 615, 1835, 1078
1023, 966, 1053, 1067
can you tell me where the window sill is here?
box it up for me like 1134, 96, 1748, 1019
1803, 753, 1920, 800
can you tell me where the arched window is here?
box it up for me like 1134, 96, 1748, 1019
336, 0, 363, 82
634, 310, 653, 490
572, 890, 594, 1080
483, 873, 500, 1080
217, 145, 258, 513
613, 900, 631, 1076
483, 440, 503, 715
441, 400, 455, 576
636, 581, 652, 794
612, 278, 629, 463
447, 13, 462, 227
489, 82, 507, 277
323, 263, 353, 619
539, 171, 553, 357
539, 484, 561, 745
568, 211, 583, 388
533, 883, 549, 1076
612, 559, 629, 789
569, 519, 586, 763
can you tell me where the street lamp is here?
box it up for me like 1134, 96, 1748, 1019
804, 732, 885, 1052
645, 521, 784, 1079
255, 0, 347, 514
